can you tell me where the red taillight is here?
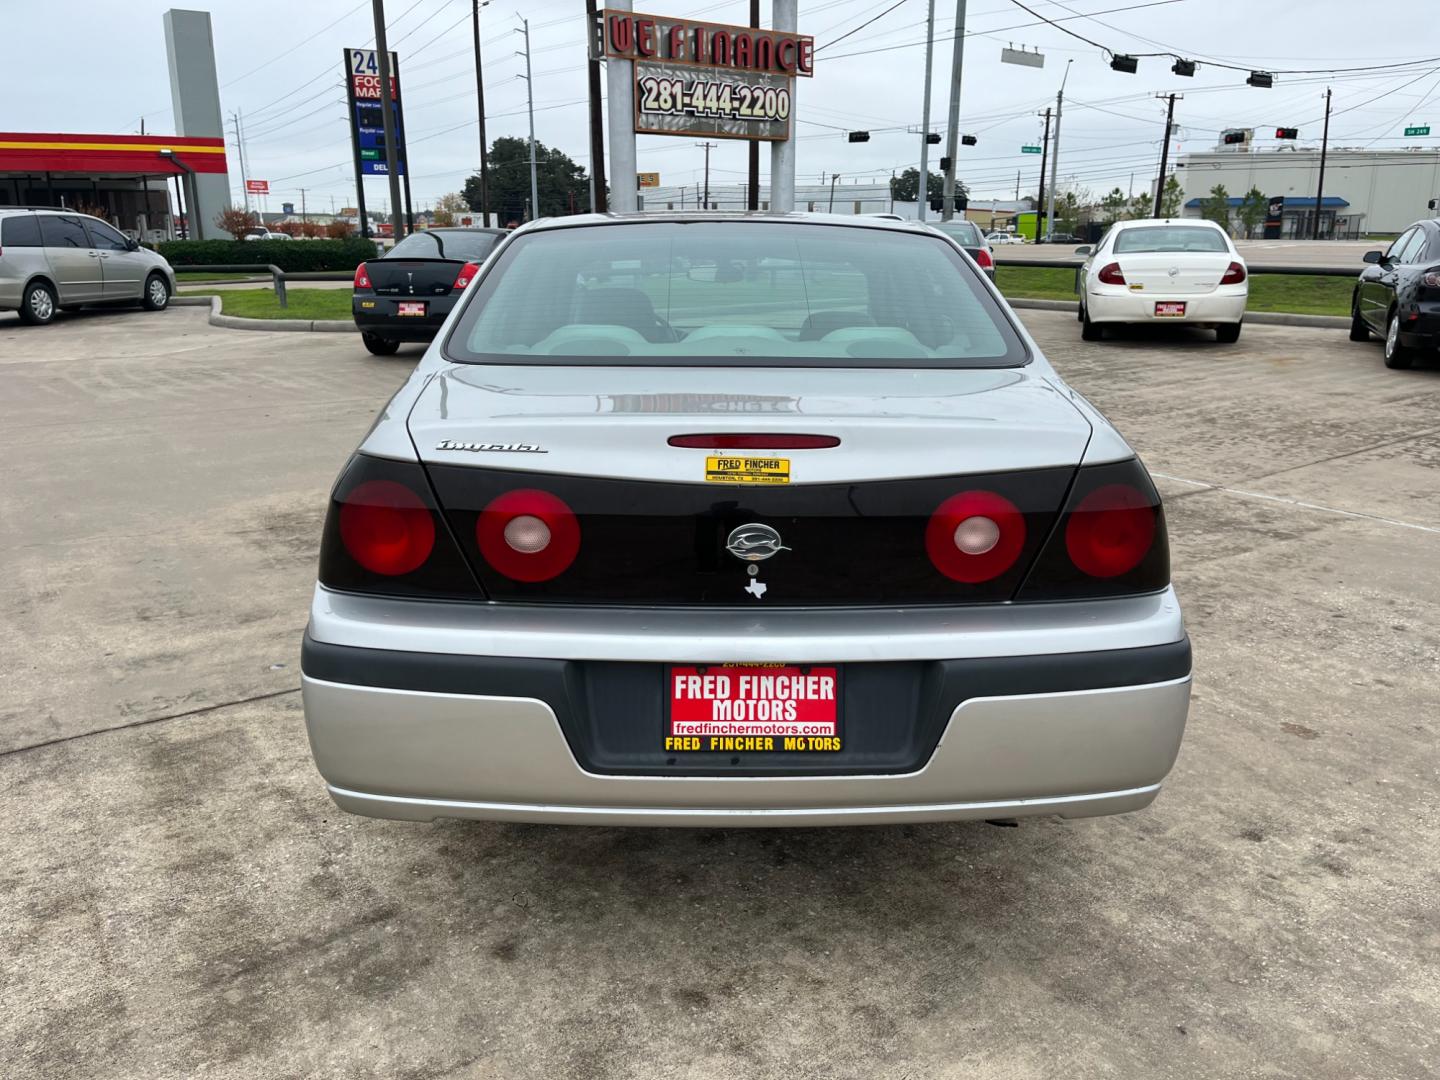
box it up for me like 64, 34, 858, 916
452, 261, 481, 291
338, 480, 435, 576
1220, 261, 1247, 285
1098, 262, 1126, 285
476, 489, 580, 582
974, 247, 994, 269
925, 490, 1026, 583
1064, 484, 1156, 579
353, 262, 371, 290
667, 433, 841, 450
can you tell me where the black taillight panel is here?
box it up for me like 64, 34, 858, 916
318, 454, 484, 599
1014, 458, 1170, 601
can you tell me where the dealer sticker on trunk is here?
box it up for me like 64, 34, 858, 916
667, 665, 841, 752
705, 456, 790, 484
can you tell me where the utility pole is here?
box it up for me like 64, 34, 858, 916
299, 187, 308, 226
1152, 93, 1180, 218
917, 0, 936, 221
517, 16, 539, 221
941, 0, 967, 220
584, 0, 607, 212
472, 0, 492, 225
697, 141, 715, 209
1044, 60, 1071, 242
1314, 86, 1332, 240
1036, 106, 1051, 239
370, 0, 406, 240
745, 0, 762, 210
230, 112, 249, 214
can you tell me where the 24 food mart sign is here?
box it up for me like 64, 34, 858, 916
591, 9, 813, 142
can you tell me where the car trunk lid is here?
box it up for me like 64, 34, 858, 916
367, 257, 462, 297
1113, 252, 1233, 296
407, 364, 1094, 605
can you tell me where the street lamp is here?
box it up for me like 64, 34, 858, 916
829, 173, 841, 212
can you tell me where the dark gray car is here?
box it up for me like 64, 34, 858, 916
931, 220, 995, 281
0, 208, 176, 325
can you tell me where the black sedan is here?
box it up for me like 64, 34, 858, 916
1351, 218, 1440, 369
353, 227, 507, 355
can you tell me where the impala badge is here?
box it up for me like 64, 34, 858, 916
726, 523, 788, 562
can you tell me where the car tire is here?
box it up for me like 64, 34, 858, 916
18, 281, 58, 326
1383, 309, 1414, 370
1080, 308, 1103, 341
1215, 322, 1242, 344
362, 331, 400, 356
1348, 296, 1370, 341
141, 273, 170, 311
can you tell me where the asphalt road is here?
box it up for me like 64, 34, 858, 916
2, 306, 1437, 1079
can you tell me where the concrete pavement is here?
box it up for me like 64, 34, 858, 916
2, 305, 1437, 1079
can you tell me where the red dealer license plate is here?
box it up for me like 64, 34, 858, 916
1154, 301, 1186, 317
397, 301, 427, 316
667, 665, 842, 753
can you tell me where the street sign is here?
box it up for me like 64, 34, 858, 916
1021, 145, 1041, 154
1405, 125, 1431, 137
637, 172, 660, 187
245, 179, 269, 194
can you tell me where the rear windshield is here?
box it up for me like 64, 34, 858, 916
1114, 226, 1228, 253
388, 229, 502, 261
445, 222, 1026, 368
935, 221, 982, 246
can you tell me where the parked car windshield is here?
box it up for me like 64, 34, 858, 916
935, 221, 983, 246
387, 229, 503, 261
1114, 226, 1228, 253
446, 222, 1025, 368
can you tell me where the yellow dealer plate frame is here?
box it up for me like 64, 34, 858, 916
704, 455, 791, 484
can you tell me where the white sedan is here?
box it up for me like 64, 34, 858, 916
1076, 219, 1248, 343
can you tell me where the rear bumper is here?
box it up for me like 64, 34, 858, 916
353, 294, 457, 340
1087, 287, 1247, 325
301, 587, 1191, 826
1398, 302, 1440, 348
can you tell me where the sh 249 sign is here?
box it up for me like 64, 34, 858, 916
592, 9, 813, 142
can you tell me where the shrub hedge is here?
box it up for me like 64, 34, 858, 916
155, 238, 377, 271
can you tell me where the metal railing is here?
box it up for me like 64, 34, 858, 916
172, 267, 355, 307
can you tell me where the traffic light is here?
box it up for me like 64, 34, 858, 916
847, 131, 870, 143
1172, 59, 1196, 77
1275, 127, 1298, 139
1110, 54, 1138, 73
1247, 70, 1274, 88
1223, 130, 1248, 145
926, 132, 941, 144
939, 156, 952, 172
961, 134, 977, 146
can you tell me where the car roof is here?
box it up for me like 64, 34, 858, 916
515, 211, 939, 238
1110, 217, 1225, 231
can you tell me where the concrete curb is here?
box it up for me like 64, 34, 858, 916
1007, 296, 1350, 329
171, 294, 358, 333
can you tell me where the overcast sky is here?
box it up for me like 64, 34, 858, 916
14, 0, 1440, 212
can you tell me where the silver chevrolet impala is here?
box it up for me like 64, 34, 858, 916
301, 213, 1191, 827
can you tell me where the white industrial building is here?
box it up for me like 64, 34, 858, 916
636, 182, 1031, 226
1176, 147, 1440, 236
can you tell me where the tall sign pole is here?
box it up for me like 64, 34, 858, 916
771, 0, 800, 212
472, 0, 492, 226
917, 0, 936, 222
603, 0, 637, 212
370, 0, 406, 240
747, 0, 761, 211
941, 0, 967, 221
584, 0, 607, 212
519, 16, 540, 220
